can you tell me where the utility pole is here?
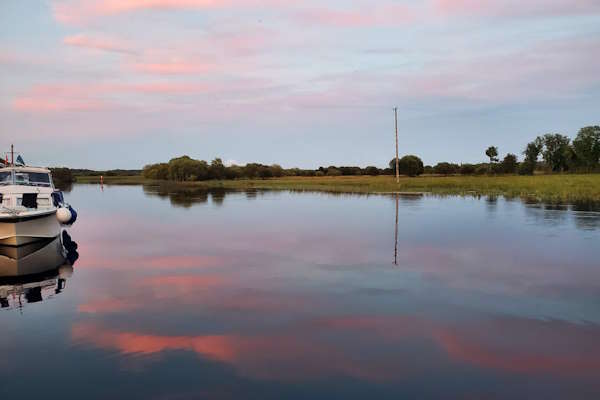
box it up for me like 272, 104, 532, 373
394, 107, 399, 183
11, 144, 14, 166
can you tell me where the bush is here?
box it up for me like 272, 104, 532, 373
459, 164, 476, 175
257, 165, 273, 178
50, 167, 74, 188
271, 164, 284, 178
519, 162, 535, 175
243, 163, 260, 178
433, 162, 459, 175
339, 166, 362, 176
142, 163, 170, 180
225, 165, 242, 179
364, 166, 379, 176
209, 158, 226, 180
398, 155, 424, 177
166, 156, 206, 181
573, 126, 600, 170
501, 153, 518, 174
326, 167, 342, 176
315, 171, 325, 177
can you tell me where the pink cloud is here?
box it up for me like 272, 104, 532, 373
290, 36, 600, 108
52, 0, 294, 24
53, 0, 227, 24
131, 61, 216, 75
12, 96, 108, 112
9, 81, 219, 114
434, 0, 600, 18
63, 33, 137, 54
298, 4, 415, 27
11, 84, 115, 113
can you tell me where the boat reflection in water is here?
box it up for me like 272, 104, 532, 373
0, 231, 78, 310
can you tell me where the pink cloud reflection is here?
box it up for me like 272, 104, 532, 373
70, 314, 600, 382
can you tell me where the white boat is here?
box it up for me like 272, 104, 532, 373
0, 234, 78, 309
0, 165, 76, 246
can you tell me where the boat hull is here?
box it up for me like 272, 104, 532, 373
0, 210, 61, 246
0, 236, 66, 277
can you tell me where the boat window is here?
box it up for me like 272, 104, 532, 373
0, 171, 13, 185
14, 172, 52, 187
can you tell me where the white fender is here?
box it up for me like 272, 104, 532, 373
56, 207, 72, 224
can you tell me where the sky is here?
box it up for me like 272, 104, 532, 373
1, 0, 599, 169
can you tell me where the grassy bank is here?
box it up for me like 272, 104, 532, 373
74, 174, 600, 203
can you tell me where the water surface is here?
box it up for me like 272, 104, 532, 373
2, 184, 599, 399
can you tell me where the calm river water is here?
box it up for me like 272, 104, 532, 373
1, 184, 600, 399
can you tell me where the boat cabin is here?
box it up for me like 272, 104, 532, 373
0, 166, 57, 210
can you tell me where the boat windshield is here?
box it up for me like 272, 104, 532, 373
14, 172, 52, 187
0, 171, 12, 185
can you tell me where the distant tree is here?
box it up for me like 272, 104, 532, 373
500, 153, 518, 174
243, 163, 260, 178
270, 164, 284, 177
209, 158, 226, 180
339, 166, 362, 176
433, 162, 459, 175
286, 168, 301, 176
388, 158, 400, 171
364, 166, 379, 176
485, 146, 499, 163
542, 134, 571, 172
193, 160, 209, 180
459, 164, 476, 175
257, 165, 273, 178
423, 165, 434, 175
474, 164, 488, 175
520, 137, 544, 175
50, 167, 74, 189
398, 155, 424, 177
168, 156, 199, 181
565, 145, 579, 171
326, 167, 342, 176
572, 126, 600, 170
225, 165, 242, 179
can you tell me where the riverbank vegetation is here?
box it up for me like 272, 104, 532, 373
74, 174, 600, 204
138, 125, 599, 183
69, 125, 600, 203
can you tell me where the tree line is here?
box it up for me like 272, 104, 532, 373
142, 125, 598, 181
391, 125, 600, 177
142, 156, 392, 181
486, 125, 600, 175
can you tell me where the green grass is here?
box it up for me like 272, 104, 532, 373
75, 175, 148, 185
74, 174, 600, 204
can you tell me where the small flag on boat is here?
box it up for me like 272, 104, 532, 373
15, 155, 25, 166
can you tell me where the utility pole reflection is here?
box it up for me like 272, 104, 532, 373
394, 193, 399, 266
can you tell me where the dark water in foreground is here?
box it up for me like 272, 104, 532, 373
1, 184, 600, 399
